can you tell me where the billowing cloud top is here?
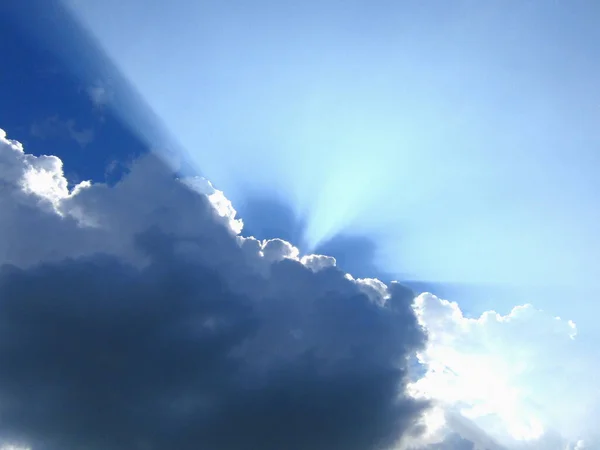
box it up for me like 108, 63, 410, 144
0, 129, 596, 450
0, 129, 427, 450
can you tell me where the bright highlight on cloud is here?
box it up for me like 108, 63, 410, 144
0, 128, 596, 449
409, 294, 598, 449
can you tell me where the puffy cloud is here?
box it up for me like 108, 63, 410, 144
0, 128, 428, 450
409, 293, 600, 449
0, 129, 92, 267
182, 176, 244, 235
4, 126, 597, 450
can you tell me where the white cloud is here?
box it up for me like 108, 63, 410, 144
0, 128, 68, 201
301, 253, 337, 272
0, 129, 96, 267
409, 293, 600, 449
182, 176, 244, 234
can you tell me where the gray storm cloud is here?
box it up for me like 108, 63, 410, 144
0, 129, 430, 450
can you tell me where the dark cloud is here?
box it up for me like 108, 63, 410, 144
0, 239, 426, 450
0, 131, 428, 450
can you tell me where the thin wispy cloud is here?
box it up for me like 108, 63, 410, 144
86, 82, 110, 109
30, 116, 94, 147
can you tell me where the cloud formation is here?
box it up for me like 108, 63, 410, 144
409, 293, 599, 449
1, 127, 596, 450
87, 83, 110, 108
0, 129, 428, 450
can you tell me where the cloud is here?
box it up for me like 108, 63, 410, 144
3, 127, 597, 450
409, 293, 600, 449
0, 128, 428, 450
30, 116, 94, 147
86, 82, 110, 108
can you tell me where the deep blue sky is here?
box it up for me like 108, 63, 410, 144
0, 6, 148, 185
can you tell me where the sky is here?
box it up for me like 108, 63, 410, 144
1, 0, 600, 449
51, 0, 600, 322
58, 0, 600, 286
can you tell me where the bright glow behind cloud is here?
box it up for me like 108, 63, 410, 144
54, 0, 600, 310
410, 293, 600, 448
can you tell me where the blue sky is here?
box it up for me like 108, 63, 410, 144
55, 0, 600, 318
5, 0, 600, 321
2, 0, 600, 447
0, 14, 146, 185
